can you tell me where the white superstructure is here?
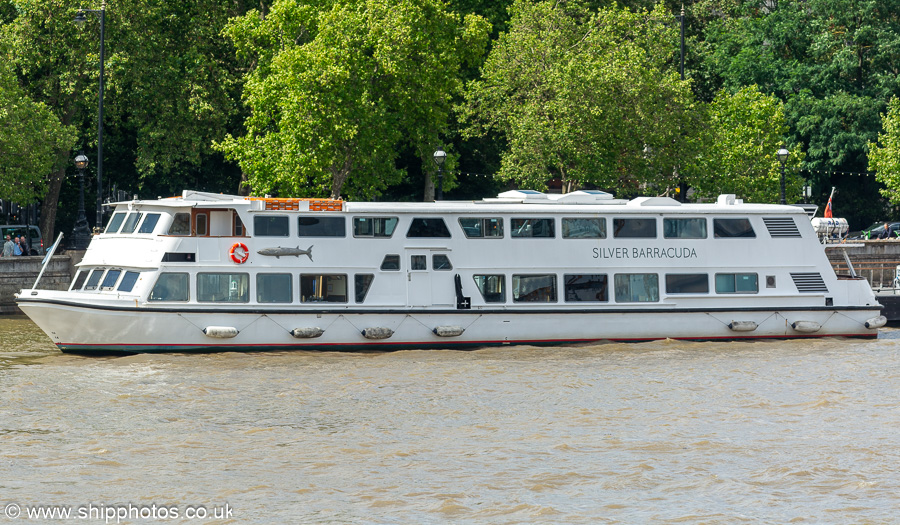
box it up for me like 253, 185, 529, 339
17, 190, 885, 353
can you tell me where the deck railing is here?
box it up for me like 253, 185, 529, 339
830, 261, 900, 289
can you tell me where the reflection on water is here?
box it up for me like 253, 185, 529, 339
2, 316, 900, 524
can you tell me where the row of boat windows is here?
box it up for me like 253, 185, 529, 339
105, 211, 758, 239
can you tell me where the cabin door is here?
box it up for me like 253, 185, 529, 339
406, 249, 453, 307
406, 251, 431, 307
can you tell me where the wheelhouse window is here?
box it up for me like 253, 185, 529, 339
254, 215, 289, 237
149, 272, 189, 301
168, 213, 191, 235
298, 216, 345, 237
105, 213, 126, 234
564, 274, 608, 302
300, 274, 347, 303
665, 273, 709, 294
197, 273, 249, 303
664, 218, 707, 239
355, 274, 375, 303
433, 254, 452, 270
84, 269, 104, 291
257, 273, 292, 303
195, 213, 208, 236
120, 212, 143, 234
613, 218, 656, 238
714, 218, 755, 238
473, 275, 505, 303
70, 270, 88, 291
511, 218, 554, 238
459, 218, 503, 238
512, 274, 557, 302
137, 213, 161, 234
380, 254, 400, 270
100, 270, 122, 290
117, 271, 140, 293
614, 274, 659, 302
715, 273, 758, 293
407, 218, 451, 238
562, 218, 605, 239
354, 217, 399, 238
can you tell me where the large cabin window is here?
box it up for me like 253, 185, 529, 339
714, 218, 755, 238
473, 275, 505, 303
513, 274, 557, 302
137, 213, 161, 234
257, 273, 292, 303
354, 217, 399, 238
118, 271, 140, 292
105, 212, 126, 234
562, 218, 605, 239
664, 218, 707, 239
254, 215, 289, 237
120, 212, 143, 234
614, 273, 659, 302
613, 218, 656, 238
564, 274, 608, 302
665, 273, 709, 294
355, 274, 375, 303
511, 218, 554, 238
301, 274, 347, 303
407, 218, 451, 238
149, 272, 189, 301
197, 273, 249, 303
715, 273, 758, 293
299, 216, 345, 237
459, 218, 503, 238
168, 213, 191, 235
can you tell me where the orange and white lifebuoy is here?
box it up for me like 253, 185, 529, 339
229, 242, 249, 264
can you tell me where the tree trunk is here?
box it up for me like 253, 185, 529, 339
423, 171, 435, 201
40, 166, 66, 245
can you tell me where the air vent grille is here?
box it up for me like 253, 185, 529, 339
764, 217, 801, 238
791, 273, 828, 293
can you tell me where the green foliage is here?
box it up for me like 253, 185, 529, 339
461, 0, 702, 195
870, 97, 900, 204
217, 0, 490, 200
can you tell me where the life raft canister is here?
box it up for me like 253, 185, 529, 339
229, 242, 249, 264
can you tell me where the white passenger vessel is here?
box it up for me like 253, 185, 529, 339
17, 189, 886, 354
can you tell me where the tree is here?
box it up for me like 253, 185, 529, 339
461, 0, 702, 196
870, 97, 900, 204
217, 0, 490, 200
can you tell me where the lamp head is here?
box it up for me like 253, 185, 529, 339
74, 10, 88, 28
433, 148, 447, 166
776, 147, 789, 164
74, 154, 89, 171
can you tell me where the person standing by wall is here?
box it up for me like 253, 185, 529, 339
1, 234, 13, 257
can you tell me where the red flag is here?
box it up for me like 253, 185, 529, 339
824, 195, 833, 218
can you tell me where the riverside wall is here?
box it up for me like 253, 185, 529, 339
826, 240, 900, 290
0, 253, 79, 314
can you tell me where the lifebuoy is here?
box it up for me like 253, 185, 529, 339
229, 242, 249, 264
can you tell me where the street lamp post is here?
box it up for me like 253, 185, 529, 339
71, 154, 93, 250
777, 147, 789, 205
433, 148, 447, 201
75, 0, 106, 231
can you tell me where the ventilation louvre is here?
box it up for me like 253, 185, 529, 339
791, 273, 828, 293
764, 217, 801, 238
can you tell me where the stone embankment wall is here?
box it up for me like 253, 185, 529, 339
826, 240, 900, 289
0, 255, 75, 314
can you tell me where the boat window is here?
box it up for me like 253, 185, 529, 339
564, 274, 608, 302
197, 273, 249, 303
513, 274, 557, 302
149, 272, 189, 301
473, 275, 505, 303
664, 218, 707, 239
355, 274, 375, 303
195, 213, 208, 236
511, 218, 555, 238
411, 255, 427, 270
254, 215, 289, 237
84, 269, 104, 291
562, 218, 605, 239
120, 212, 143, 234
433, 254, 452, 270
298, 216, 345, 237
715, 273, 758, 293
257, 273, 292, 303
714, 218, 755, 238
100, 269, 122, 290
459, 218, 503, 238
300, 274, 347, 303
137, 213, 161, 234
234, 214, 245, 236
354, 217, 399, 238
105, 212, 126, 234
70, 270, 88, 291
380, 254, 400, 271
613, 218, 656, 238
117, 271, 140, 292
665, 273, 709, 294
614, 273, 659, 302
168, 213, 191, 235
407, 218, 451, 238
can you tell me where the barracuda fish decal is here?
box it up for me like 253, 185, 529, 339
256, 245, 313, 261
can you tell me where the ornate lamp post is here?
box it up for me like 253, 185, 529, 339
433, 148, 447, 201
74, 1, 106, 231
777, 147, 789, 205
71, 154, 93, 250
